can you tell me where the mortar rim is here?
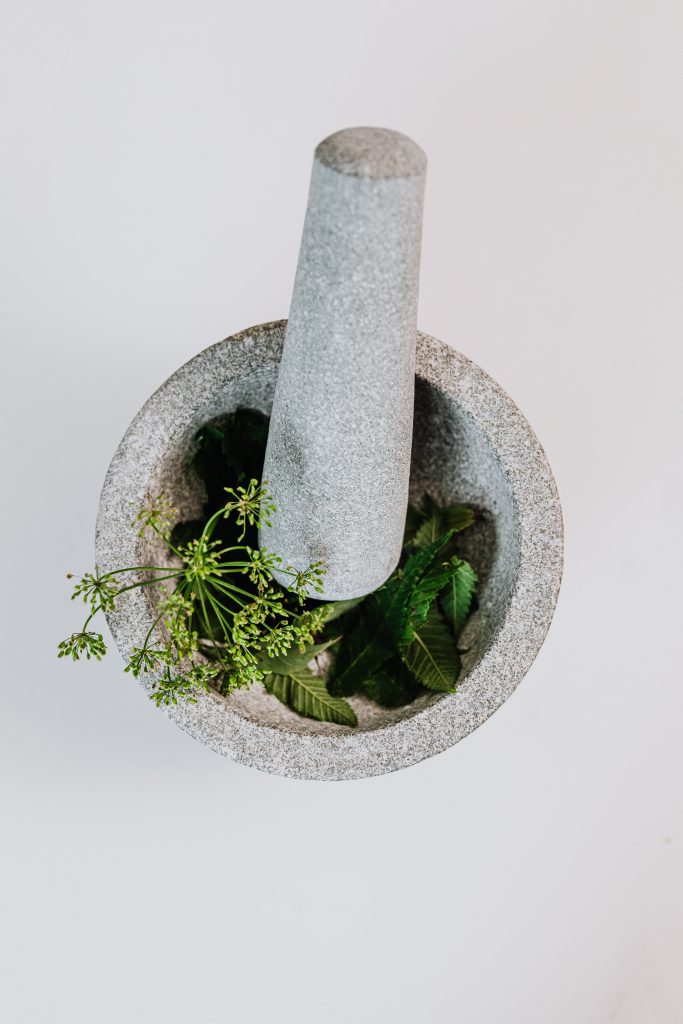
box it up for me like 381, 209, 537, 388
95, 320, 563, 780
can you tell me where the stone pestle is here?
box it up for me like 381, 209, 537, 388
260, 126, 427, 600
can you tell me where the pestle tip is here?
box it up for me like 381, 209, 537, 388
315, 126, 426, 180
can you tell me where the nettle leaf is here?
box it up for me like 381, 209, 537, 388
329, 534, 453, 696
403, 503, 426, 545
361, 658, 422, 708
444, 505, 476, 534
412, 515, 443, 549
391, 531, 455, 611
401, 605, 461, 692
404, 560, 451, 640
326, 594, 396, 696
412, 505, 476, 550
263, 636, 356, 726
440, 557, 478, 637
264, 669, 357, 727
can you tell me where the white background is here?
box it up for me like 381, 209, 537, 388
2, 2, 682, 1021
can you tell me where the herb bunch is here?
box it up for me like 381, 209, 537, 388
269, 495, 479, 721
60, 410, 480, 725
59, 470, 327, 707
326, 499, 478, 703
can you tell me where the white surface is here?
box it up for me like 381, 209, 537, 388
1, 2, 681, 1021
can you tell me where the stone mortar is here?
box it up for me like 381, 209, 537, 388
96, 321, 563, 781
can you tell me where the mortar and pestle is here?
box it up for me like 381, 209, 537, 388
96, 127, 563, 780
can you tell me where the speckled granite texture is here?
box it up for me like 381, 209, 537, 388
261, 128, 427, 599
96, 321, 563, 781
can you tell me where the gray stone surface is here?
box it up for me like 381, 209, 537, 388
261, 128, 427, 599
96, 321, 563, 781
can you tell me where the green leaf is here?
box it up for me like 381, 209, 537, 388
361, 658, 422, 708
412, 514, 443, 549
329, 533, 454, 696
390, 531, 455, 613
412, 505, 476, 549
401, 605, 461, 692
403, 503, 426, 544
404, 560, 451, 640
264, 668, 357, 726
262, 636, 355, 726
325, 595, 395, 696
440, 557, 478, 637
444, 505, 477, 532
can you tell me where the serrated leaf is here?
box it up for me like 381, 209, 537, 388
403, 560, 451, 640
421, 494, 441, 517
412, 505, 476, 549
391, 530, 455, 610
444, 505, 476, 532
401, 605, 461, 692
264, 669, 357, 726
325, 593, 396, 695
361, 658, 422, 708
412, 514, 443, 549
403, 503, 426, 544
329, 533, 454, 696
440, 557, 477, 636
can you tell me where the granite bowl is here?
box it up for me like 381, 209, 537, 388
96, 320, 563, 780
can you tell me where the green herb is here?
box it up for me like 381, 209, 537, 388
361, 658, 422, 708
326, 514, 478, 708
328, 533, 455, 696
60, 411, 481, 725
263, 637, 357, 727
401, 604, 461, 692
60, 470, 327, 707
440, 556, 478, 637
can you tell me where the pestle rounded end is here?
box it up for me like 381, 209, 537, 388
315, 126, 426, 180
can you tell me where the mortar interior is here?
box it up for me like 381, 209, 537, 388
138, 365, 519, 736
